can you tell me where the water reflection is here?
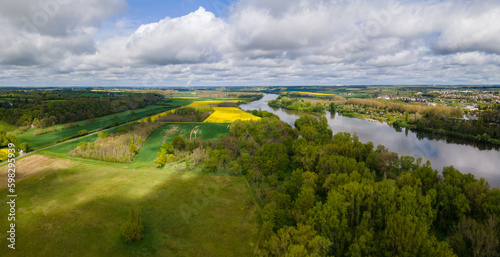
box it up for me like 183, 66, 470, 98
240, 94, 500, 188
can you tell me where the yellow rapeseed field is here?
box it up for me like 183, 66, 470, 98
203, 107, 261, 123
0, 148, 9, 160
293, 92, 334, 96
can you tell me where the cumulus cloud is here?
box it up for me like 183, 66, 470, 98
1, 0, 500, 86
126, 7, 231, 65
0, 0, 126, 66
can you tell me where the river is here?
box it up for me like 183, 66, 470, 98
240, 94, 500, 188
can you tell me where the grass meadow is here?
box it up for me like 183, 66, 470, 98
0, 121, 18, 132
0, 155, 259, 256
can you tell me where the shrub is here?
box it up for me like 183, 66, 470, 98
161, 143, 175, 154
97, 132, 110, 139
19, 142, 33, 152
156, 151, 167, 167
121, 207, 144, 243
33, 126, 57, 136
172, 136, 186, 150
78, 129, 88, 136
117, 126, 128, 133
62, 122, 78, 130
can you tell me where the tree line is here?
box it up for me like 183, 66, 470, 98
0, 93, 162, 128
156, 106, 214, 122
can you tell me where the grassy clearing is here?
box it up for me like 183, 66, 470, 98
0, 155, 259, 256
132, 123, 230, 165
204, 107, 261, 123
0, 121, 18, 132
17, 105, 168, 149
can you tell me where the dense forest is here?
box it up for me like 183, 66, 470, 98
158, 112, 500, 256
0, 93, 162, 128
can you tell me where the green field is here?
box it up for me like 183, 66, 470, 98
0, 155, 259, 256
17, 106, 168, 149
132, 122, 231, 165
0, 121, 17, 132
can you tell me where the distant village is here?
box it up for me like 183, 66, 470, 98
377, 89, 500, 111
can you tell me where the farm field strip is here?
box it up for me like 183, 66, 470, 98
132, 122, 230, 164
203, 107, 261, 123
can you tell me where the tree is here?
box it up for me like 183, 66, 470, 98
172, 136, 186, 150
19, 142, 33, 152
307, 190, 351, 256
117, 126, 127, 133
448, 217, 499, 257
121, 207, 144, 243
263, 224, 331, 256
78, 129, 88, 136
188, 141, 195, 152
97, 132, 110, 139
129, 141, 138, 154
330, 103, 336, 113
155, 151, 167, 167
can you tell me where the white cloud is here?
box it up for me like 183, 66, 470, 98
126, 7, 231, 65
0, 0, 126, 66
1, 0, 500, 86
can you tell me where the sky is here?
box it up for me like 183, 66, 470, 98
1, 0, 500, 87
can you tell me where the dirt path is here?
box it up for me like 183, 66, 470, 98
189, 126, 200, 140
0, 155, 72, 188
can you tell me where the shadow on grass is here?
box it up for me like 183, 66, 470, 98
0, 161, 259, 256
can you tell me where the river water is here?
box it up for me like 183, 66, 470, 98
240, 94, 500, 188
